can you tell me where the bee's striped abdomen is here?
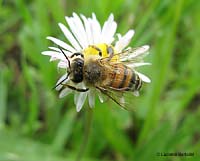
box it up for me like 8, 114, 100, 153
127, 72, 142, 91
105, 63, 142, 92
109, 64, 124, 88
107, 64, 132, 90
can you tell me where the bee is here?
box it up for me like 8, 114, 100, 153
56, 44, 149, 108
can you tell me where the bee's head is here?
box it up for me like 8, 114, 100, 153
70, 53, 84, 83
58, 48, 84, 84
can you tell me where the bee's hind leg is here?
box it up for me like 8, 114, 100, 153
95, 86, 127, 109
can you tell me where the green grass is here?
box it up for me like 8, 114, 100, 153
0, 0, 200, 161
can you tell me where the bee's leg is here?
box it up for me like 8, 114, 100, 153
62, 84, 89, 92
52, 72, 71, 90
96, 86, 127, 109
108, 86, 128, 91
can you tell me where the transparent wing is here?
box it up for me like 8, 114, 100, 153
100, 45, 150, 65
119, 45, 150, 63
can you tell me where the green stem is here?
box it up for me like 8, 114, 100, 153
75, 108, 93, 161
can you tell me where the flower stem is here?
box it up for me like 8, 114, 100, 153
75, 108, 93, 161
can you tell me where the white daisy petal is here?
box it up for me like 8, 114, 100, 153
133, 91, 140, 97
88, 18, 95, 44
88, 89, 95, 108
59, 88, 72, 98
50, 57, 57, 61
135, 71, 151, 83
47, 36, 76, 53
55, 73, 69, 90
120, 97, 125, 105
80, 14, 93, 45
65, 14, 87, 48
116, 33, 122, 40
58, 61, 68, 68
76, 92, 87, 112
115, 30, 134, 52
42, 51, 66, 61
97, 91, 106, 103
74, 92, 79, 105
48, 46, 60, 51
73, 13, 89, 46
142, 45, 150, 51
106, 21, 117, 43
98, 94, 104, 103
90, 13, 101, 44
48, 47, 73, 57
77, 82, 86, 88
74, 82, 87, 107
58, 23, 82, 50
101, 14, 117, 44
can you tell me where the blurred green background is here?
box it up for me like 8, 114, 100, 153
0, 0, 200, 161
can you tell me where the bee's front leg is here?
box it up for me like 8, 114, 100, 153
62, 84, 89, 92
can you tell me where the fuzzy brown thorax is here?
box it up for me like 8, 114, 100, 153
84, 59, 105, 86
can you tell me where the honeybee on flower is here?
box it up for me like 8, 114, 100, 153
42, 13, 151, 112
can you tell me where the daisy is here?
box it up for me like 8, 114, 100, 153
42, 13, 151, 112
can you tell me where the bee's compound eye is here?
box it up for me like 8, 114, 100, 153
107, 46, 114, 55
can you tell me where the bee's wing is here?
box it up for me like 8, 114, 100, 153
100, 45, 150, 65
119, 45, 150, 64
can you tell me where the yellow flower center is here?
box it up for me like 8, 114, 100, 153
83, 43, 119, 62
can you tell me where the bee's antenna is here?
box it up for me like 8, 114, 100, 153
52, 46, 72, 90
58, 46, 71, 69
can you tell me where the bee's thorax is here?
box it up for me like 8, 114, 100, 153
84, 60, 104, 85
